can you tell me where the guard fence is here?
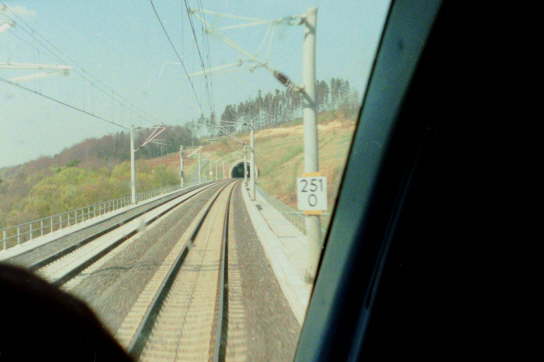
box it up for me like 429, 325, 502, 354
0, 183, 198, 251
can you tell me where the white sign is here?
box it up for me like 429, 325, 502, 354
297, 175, 327, 213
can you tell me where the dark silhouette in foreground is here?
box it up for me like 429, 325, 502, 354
0, 263, 133, 361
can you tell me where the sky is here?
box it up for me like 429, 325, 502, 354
0, 0, 390, 168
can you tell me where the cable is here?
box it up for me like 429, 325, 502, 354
201, 2, 216, 118
4, 27, 37, 54
1, 2, 164, 126
183, 0, 215, 117
0, 76, 128, 129
5, 25, 156, 126
148, 0, 204, 115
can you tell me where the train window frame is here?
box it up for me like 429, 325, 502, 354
294, 1, 443, 360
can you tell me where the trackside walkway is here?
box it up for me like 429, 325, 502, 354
241, 185, 312, 326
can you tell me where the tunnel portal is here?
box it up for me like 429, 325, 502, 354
231, 161, 250, 178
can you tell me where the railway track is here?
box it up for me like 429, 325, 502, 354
5, 182, 224, 288
3, 182, 214, 270
115, 180, 241, 361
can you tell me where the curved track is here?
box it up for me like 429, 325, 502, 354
5, 183, 222, 289
116, 181, 239, 361
4, 183, 213, 269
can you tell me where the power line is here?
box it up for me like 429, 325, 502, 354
148, 0, 204, 115
4, 26, 37, 54
4, 21, 154, 126
183, 0, 215, 116
1, 2, 163, 126
0, 76, 128, 130
199, 0, 215, 118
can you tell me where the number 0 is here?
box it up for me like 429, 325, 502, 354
308, 194, 318, 207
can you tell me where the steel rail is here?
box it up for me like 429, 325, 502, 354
213, 180, 236, 361
19, 183, 214, 272
49, 182, 222, 286
127, 180, 237, 359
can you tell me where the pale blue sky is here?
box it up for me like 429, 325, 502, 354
0, 0, 390, 167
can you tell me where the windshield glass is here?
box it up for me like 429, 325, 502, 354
0, 0, 390, 360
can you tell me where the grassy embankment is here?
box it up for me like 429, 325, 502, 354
0, 111, 356, 231
180, 111, 357, 230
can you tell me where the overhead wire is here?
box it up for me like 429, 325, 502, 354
1, 2, 164, 126
2, 16, 151, 126
0, 75, 128, 129
200, 20, 217, 135
189, 0, 215, 116
147, 0, 204, 115
201, 1, 216, 119
264, 24, 277, 60
4, 27, 37, 56
256, 25, 272, 57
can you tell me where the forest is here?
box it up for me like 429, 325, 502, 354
0, 78, 358, 229
0, 125, 195, 228
187, 77, 359, 136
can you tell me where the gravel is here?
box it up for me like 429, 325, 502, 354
17, 180, 302, 360
6, 183, 209, 267
231, 183, 301, 361
65, 183, 224, 333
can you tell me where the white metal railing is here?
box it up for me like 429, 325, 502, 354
0, 183, 198, 251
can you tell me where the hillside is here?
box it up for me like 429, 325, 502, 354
1, 77, 359, 230
180, 109, 357, 230
0, 125, 195, 228
0, 110, 356, 231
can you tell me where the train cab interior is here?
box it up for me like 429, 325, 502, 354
294, 1, 487, 360
0, 0, 494, 360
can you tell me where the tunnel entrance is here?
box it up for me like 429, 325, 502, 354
231, 161, 250, 178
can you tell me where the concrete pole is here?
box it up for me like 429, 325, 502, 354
222, 160, 225, 179
198, 150, 201, 184
243, 145, 248, 187
130, 125, 137, 204
215, 160, 218, 181
179, 145, 184, 187
302, 7, 321, 282
250, 126, 256, 201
